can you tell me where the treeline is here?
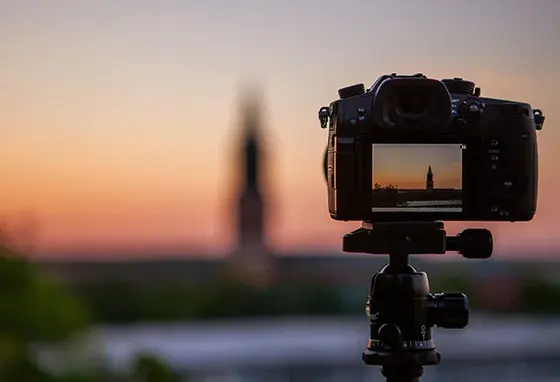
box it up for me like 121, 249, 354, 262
68, 274, 560, 324
74, 279, 346, 324
431, 276, 560, 315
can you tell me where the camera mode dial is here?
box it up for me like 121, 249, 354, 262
442, 78, 476, 95
338, 83, 366, 99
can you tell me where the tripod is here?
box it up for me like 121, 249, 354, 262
342, 221, 493, 382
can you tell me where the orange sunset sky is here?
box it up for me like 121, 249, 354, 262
1, 0, 559, 257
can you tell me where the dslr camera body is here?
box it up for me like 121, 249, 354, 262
319, 73, 545, 223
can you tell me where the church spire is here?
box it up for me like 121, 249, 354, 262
426, 165, 434, 191
239, 89, 263, 194
230, 86, 273, 286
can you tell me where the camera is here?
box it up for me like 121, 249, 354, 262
318, 73, 545, 222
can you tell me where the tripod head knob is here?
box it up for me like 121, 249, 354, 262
378, 323, 404, 349
428, 292, 469, 329
452, 229, 493, 259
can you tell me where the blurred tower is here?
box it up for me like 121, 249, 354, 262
426, 165, 434, 191
229, 90, 275, 285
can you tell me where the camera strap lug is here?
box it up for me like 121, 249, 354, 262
533, 109, 545, 130
318, 106, 330, 129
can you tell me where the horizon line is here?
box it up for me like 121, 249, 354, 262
27, 246, 560, 261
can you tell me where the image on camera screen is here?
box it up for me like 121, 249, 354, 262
372, 144, 464, 213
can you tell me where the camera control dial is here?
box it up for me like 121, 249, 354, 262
442, 78, 476, 95
458, 98, 485, 119
338, 83, 365, 99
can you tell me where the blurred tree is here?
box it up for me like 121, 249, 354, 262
296, 283, 345, 315
0, 220, 185, 380
131, 353, 183, 382
0, 244, 89, 380
74, 274, 352, 322
77, 281, 147, 324
518, 278, 560, 315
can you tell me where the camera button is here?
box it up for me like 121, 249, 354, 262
453, 119, 467, 129
494, 170, 526, 198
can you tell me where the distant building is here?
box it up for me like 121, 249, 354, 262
426, 165, 434, 191
228, 91, 276, 285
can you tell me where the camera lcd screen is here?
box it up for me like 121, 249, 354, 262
371, 144, 464, 213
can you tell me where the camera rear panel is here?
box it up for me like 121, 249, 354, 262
326, 75, 541, 223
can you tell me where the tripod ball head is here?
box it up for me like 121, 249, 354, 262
343, 221, 492, 381
365, 262, 468, 355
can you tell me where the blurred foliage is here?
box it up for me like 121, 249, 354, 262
432, 274, 560, 315
58, 270, 560, 325
75, 276, 346, 323
3, 230, 560, 381
131, 353, 183, 382
518, 277, 560, 315
0, 256, 89, 343
67, 272, 560, 323
0, 244, 184, 381
0, 245, 89, 380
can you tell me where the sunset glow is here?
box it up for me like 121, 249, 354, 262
1, 1, 559, 256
